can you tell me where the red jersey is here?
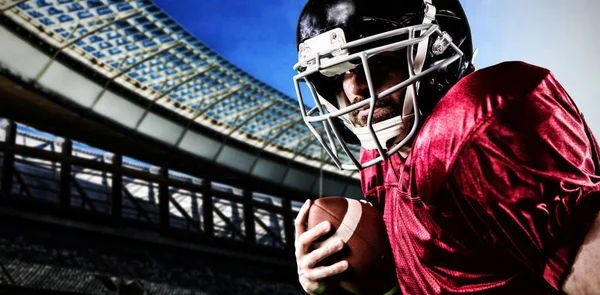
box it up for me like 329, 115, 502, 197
360, 61, 600, 295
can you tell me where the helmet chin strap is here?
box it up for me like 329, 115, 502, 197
352, 113, 413, 150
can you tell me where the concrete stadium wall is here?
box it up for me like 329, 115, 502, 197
0, 23, 363, 200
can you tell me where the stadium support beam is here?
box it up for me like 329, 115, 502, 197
90, 42, 183, 109
213, 204, 245, 239
133, 65, 215, 129
202, 180, 214, 237
292, 136, 318, 160
0, 120, 16, 196
111, 154, 123, 220
122, 187, 153, 223
0, 0, 28, 13
219, 101, 268, 124
255, 215, 285, 247
71, 175, 97, 212
190, 84, 247, 119
112, 42, 183, 82
261, 118, 303, 149
210, 101, 278, 162
184, 86, 230, 108
288, 133, 315, 153
34, 10, 143, 81
0, 142, 202, 193
168, 193, 203, 233
243, 189, 255, 244
254, 117, 301, 138
153, 65, 216, 102
278, 137, 318, 188
159, 167, 170, 229
59, 11, 143, 51
59, 139, 72, 207
282, 197, 295, 252
228, 101, 278, 136
247, 117, 303, 174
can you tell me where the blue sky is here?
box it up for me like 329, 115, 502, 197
153, 0, 304, 98
153, 0, 600, 134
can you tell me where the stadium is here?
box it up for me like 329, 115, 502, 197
0, 0, 598, 294
0, 0, 365, 293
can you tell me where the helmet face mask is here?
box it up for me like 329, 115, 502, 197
293, 0, 473, 171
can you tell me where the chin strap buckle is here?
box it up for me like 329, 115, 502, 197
431, 31, 453, 55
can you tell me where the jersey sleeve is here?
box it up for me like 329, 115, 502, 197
448, 70, 600, 291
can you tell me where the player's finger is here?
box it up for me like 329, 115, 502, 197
304, 260, 349, 281
296, 221, 330, 256
294, 199, 312, 237
306, 239, 345, 268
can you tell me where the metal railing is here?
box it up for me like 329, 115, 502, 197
0, 119, 301, 252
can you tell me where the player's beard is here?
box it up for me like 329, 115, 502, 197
350, 95, 403, 127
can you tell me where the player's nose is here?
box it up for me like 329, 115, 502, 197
343, 67, 369, 99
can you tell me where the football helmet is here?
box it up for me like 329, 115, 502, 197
293, 0, 475, 170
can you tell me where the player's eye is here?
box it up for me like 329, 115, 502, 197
370, 55, 397, 67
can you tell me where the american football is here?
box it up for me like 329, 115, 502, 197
307, 197, 398, 295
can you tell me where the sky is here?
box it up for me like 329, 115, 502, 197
152, 0, 304, 98
153, 0, 600, 135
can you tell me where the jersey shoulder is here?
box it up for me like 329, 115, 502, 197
427, 61, 554, 141
448, 61, 551, 101
409, 61, 557, 201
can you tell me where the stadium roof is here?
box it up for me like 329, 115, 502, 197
0, 0, 360, 180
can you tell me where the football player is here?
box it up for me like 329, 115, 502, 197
292, 0, 600, 294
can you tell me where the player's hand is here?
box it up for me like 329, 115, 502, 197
295, 199, 349, 294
